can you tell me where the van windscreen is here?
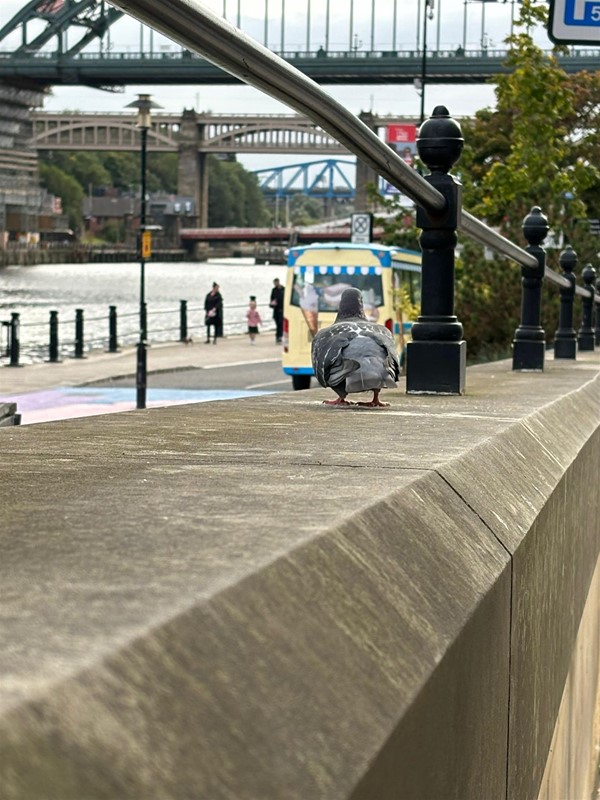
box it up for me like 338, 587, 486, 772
291, 265, 384, 315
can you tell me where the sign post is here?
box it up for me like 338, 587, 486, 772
548, 0, 600, 44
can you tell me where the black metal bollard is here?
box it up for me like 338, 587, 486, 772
179, 299, 188, 342
74, 308, 85, 359
141, 302, 148, 343
108, 305, 119, 353
577, 264, 596, 351
554, 245, 577, 359
136, 341, 147, 410
406, 105, 466, 395
595, 279, 600, 346
8, 312, 20, 367
48, 310, 60, 363
512, 206, 548, 371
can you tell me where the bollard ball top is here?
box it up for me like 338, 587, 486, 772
582, 264, 596, 286
559, 244, 577, 274
416, 106, 464, 173
522, 206, 549, 246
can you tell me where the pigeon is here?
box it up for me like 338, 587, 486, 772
311, 287, 400, 407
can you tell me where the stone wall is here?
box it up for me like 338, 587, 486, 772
0, 356, 599, 799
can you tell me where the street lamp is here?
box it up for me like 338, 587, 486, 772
419, 0, 435, 125
125, 93, 161, 410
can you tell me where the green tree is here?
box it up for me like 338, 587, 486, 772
39, 162, 84, 232
207, 156, 269, 226
379, 0, 600, 361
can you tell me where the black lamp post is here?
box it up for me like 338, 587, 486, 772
419, 0, 435, 125
125, 93, 160, 410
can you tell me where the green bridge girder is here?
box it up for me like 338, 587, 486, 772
0, 1, 598, 88
0, 48, 600, 87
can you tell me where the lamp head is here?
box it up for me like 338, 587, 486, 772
125, 93, 162, 129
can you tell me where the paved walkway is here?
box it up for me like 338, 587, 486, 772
0, 334, 285, 424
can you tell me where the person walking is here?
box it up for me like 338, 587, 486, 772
270, 277, 285, 344
246, 295, 262, 344
204, 281, 223, 344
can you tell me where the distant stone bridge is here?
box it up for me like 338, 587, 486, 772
31, 110, 422, 155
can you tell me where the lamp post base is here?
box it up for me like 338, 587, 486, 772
406, 340, 466, 395
136, 340, 147, 409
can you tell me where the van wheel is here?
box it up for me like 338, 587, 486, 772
292, 375, 311, 391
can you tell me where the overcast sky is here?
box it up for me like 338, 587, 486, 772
0, 1, 550, 169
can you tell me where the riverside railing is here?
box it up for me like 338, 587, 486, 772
107, 0, 600, 395
1, 301, 276, 366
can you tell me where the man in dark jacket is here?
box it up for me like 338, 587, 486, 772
204, 282, 223, 344
269, 278, 285, 344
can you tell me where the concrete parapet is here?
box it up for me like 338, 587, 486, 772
1, 356, 599, 798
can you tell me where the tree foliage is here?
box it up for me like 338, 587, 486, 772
39, 162, 84, 231
207, 156, 270, 227
39, 149, 270, 235
380, 0, 600, 361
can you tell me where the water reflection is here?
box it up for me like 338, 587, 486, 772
0, 258, 287, 361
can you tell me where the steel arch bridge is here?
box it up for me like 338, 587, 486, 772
1, 0, 600, 88
253, 159, 356, 199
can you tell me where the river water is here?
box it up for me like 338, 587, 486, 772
0, 258, 287, 363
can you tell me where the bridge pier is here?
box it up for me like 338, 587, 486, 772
177, 109, 209, 228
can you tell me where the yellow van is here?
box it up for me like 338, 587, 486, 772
282, 242, 421, 390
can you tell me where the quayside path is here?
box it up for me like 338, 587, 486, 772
1, 351, 600, 799
0, 334, 285, 424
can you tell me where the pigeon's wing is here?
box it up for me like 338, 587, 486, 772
311, 321, 362, 389
342, 324, 400, 393
363, 323, 401, 382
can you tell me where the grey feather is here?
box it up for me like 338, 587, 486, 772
311, 287, 400, 401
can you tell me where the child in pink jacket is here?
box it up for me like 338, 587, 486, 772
246, 296, 262, 344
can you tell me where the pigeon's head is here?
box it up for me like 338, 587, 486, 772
336, 287, 366, 321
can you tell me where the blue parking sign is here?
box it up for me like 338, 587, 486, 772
549, 0, 600, 43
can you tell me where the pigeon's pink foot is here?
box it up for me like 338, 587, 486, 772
357, 400, 390, 407
356, 390, 390, 408
322, 397, 354, 406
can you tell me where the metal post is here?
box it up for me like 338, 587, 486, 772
138, 121, 148, 408
136, 341, 147, 408
48, 310, 60, 363
108, 305, 119, 352
74, 308, 85, 358
419, 1, 435, 124
406, 105, 466, 395
140, 125, 148, 343
370, 0, 375, 52
8, 312, 20, 367
419, 4, 428, 124
577, 264, 596, 351
264, 0, 268, 46
180, 299, 188, 341
554, 245, 577, 359
595, 279, 600, 346
512, 207, 548, 371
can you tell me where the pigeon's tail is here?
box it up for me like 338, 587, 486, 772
345, 356, 397, 394
327, 357, 360, 388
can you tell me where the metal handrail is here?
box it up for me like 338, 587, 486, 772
107, 0, 564, 283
